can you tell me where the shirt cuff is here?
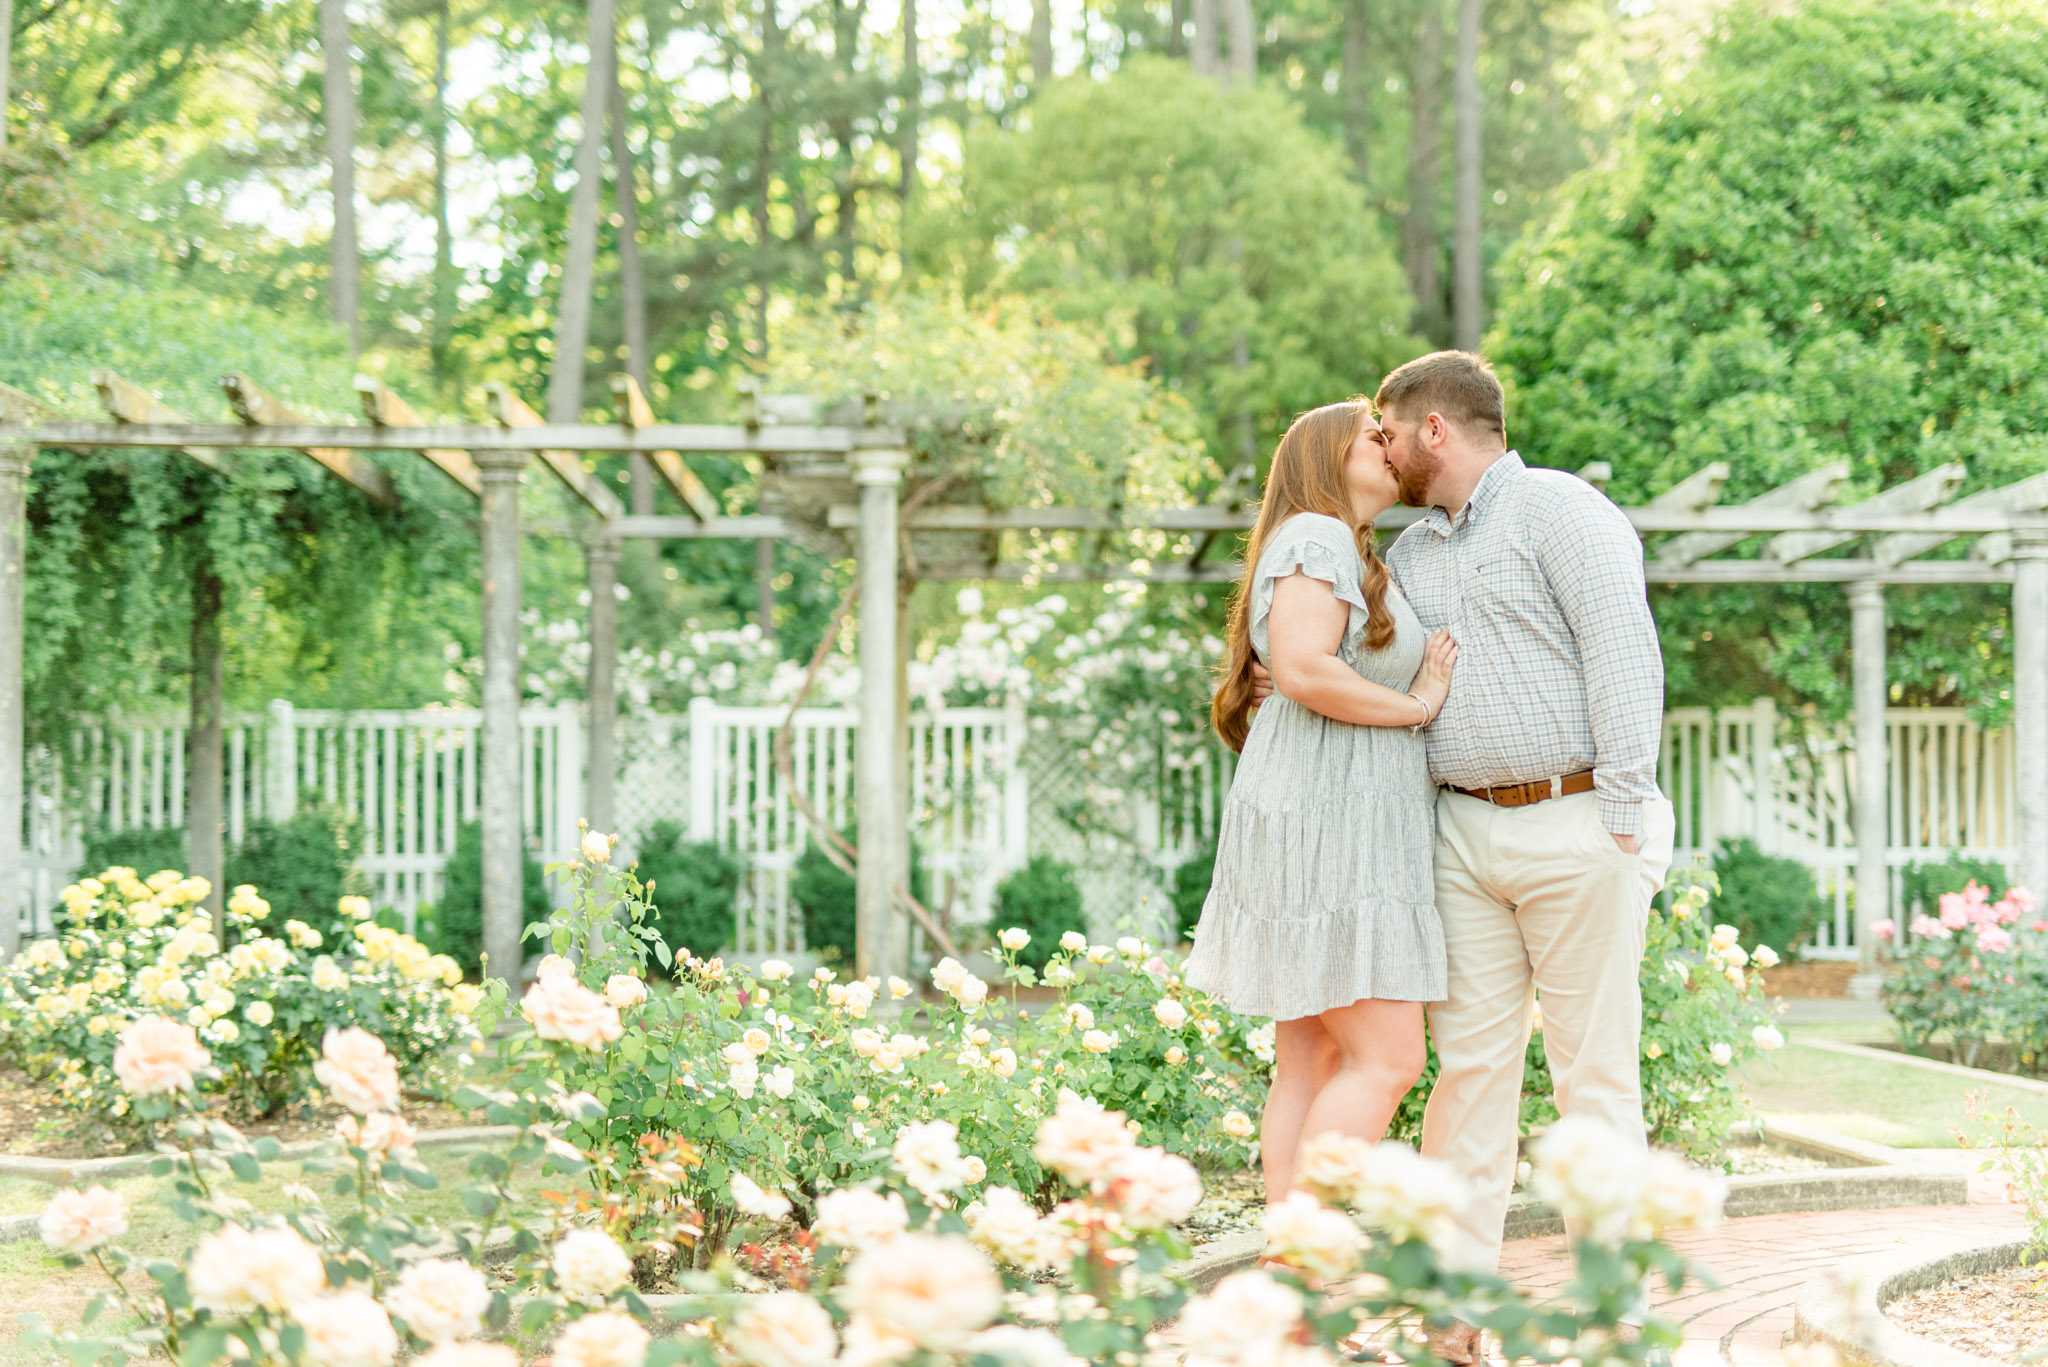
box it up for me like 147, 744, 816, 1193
1598, 794, 1642, 838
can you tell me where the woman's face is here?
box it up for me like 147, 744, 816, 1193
1343, 417, 1399, 521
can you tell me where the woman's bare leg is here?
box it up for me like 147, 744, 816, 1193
1262, 1017, 1341, 1203
1294, 998, 1428, 1154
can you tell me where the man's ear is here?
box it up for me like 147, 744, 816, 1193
1426, 412, 1449, 447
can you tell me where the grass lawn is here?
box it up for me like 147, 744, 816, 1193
1743, 1035, 2048, 1148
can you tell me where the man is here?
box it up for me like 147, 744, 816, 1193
1258, 351, 1673, 1363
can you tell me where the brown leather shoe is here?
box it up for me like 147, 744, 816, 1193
1419, 1319, 1481, 1365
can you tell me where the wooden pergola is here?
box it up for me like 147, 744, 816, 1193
1, 382, 2042, 979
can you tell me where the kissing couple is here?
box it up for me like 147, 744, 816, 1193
1182, 350, 1676, 1363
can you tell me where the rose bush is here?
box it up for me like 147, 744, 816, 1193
26, 988, 1730, 1367
0, 868, 483, 1136
1875, 879, 2039, 1067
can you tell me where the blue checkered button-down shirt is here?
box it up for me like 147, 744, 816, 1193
1385, 452, 1665, 836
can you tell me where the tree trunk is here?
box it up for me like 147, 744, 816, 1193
756, 537, 777, 643
1191, 0, 1218, 75
609, 71, 655, 515
548, 0, 618, 425
753, 0, 779, 360
429, 0, 455, 382
188, 559, 224, 914
1452, 0, 1483, 351
1403, 0, 1446, 345
898, 0, 919, 213
1, 0, 15, 158
1341, 0, 1370, 187
1225, 0, 1253, 84
1030, 0, 1053, 84
321, 0, 360, 360
1168, 0, 1188, 58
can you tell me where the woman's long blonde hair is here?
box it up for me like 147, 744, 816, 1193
1210, 400, 1397, 752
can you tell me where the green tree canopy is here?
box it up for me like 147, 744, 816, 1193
937, 57, 1417, 477
1489, 0, 2048, 716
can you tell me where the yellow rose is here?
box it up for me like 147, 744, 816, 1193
145, 870, 182, 894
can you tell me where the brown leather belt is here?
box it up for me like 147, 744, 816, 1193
1447, 769, 1595, 807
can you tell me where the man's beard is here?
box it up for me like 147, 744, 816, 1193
1395, 439, 1440, 508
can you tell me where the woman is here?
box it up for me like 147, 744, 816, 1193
1185, 398, 1456, 1205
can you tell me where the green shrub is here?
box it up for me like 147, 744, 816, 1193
1170, 843, 1216, 944
78, 826, 188, 882
790, 833, 925, 964
992, 855, 1085, 969
419, 820, 552, 975
1899, 853, 2013, 921
227, 807, 366, 942
1707, 837, 1828, 954
633, 820, 742, 960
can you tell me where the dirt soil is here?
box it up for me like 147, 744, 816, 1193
1759, 960, 1858, 999
0, 1061, 473, 1159
1888, 1264, 2048, 1363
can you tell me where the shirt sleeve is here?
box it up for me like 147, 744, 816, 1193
1531, 483, 1664, 835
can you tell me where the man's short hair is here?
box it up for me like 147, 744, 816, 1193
1374, 350, 1506, 444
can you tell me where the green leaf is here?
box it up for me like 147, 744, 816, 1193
226, 1152, 260, 1184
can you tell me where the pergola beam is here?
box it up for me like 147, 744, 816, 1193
355, 377, 482, 498
485, 385, 624, 520
221, 374, 399, 510
90, 371, 223, 472
1767, 461, 1966, 564
610, 376, 719, 521
1655, 462, 1848, 567
1648, 461, 1730, 513
903, 556, 2023, 585
1959, 471, 2048, 567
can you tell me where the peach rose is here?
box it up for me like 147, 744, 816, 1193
725, 1292, 839, 1367
814, 1188, 909, 1251
188, 1223, 326, 1313
39, 1186, 128, 1254
523, 974, 622, 1050
840, 1234, 1001, 1347
336, 1112, 419, 1163
292, 1290, 399, 1367
551, 1312, 649, 1367
1031, 1090, 1135, 1187
551, 1228, 633, 1304
314, 1027, 401, 1114
112, 1016, 211, 1096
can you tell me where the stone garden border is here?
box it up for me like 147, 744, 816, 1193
1790, 1235, 2029, 1367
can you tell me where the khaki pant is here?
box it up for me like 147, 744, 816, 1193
1420, 787, 1676, 1272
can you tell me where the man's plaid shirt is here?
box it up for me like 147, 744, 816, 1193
1385, 451, 1665, 836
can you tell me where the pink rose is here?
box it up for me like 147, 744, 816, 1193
1870, 919, 1896, 942
1938, 893, 1970, 930
314, 1027, 402, 1114
39, 1186, 128, 1253
1978, 926, 2014, 955
523, 973, 622, 1050
112, 1016, 211, 1096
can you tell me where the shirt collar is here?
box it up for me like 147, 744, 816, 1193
1421, 450, 1524, 537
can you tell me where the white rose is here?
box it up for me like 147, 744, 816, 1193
39, 1186, 128, 1253
603, 975, 646, 1009
580, 830, 615, 864
731, 1173, 794, 1220
953, 976, 989, 1010
387, 1258, 490, 1344
967, 1187, 1065, 1268
998, 928, 1030, 951
1753, 945, 1782, 969
1153, 998, 1188, 1029
314, 1026, 401, 1114
893, 1120, 973, 1196
552, 1312, 649, 1367
850, 1028, 882, 1057
765, 1065, 796, 1099
1059, 931, 1087, 953
728, 1059, 759, 1098
841, 1234, 1001, 1347
887, 975, 913, 999
815, 1188, 910, 1251
726, 1292, 838, 1367
245, 1000, 274, 1027
1348, 1141, 1469, 1255
930, 957, 968, 993
1710, 1042, 1735, 1066
1176, 1270, 1303, 1359
1115, 936, 1144, 957
1530, 1115, 1649, 1245
743, 1027, 773, 1055
189, 1223, 326, 1313
1261, 1191, 1364, 1278
292, 1291, 399, 1367
759, 959, 794, 982
1085, 945, 1114, 965
551, 1228, 633, 1304
1082, 1029, 1115, 1055
1220, 1109, 1255, 1139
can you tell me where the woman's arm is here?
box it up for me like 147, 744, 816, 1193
1266, 573, 1456, 727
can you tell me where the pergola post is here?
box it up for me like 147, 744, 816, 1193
0, 443, 28, 957
584, 529, 623, 836
851, 445, 908, 981
475, 449, 530, 984
2013, 527, 2048, 901
1848, 578, 1890, 969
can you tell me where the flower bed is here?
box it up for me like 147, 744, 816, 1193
0, 869, 483, 1142
1874, 880, 2042, 1071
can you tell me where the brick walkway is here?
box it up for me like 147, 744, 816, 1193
1498, 1195, 2026, 1365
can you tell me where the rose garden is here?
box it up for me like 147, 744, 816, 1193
5, 0, 2048, 1364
